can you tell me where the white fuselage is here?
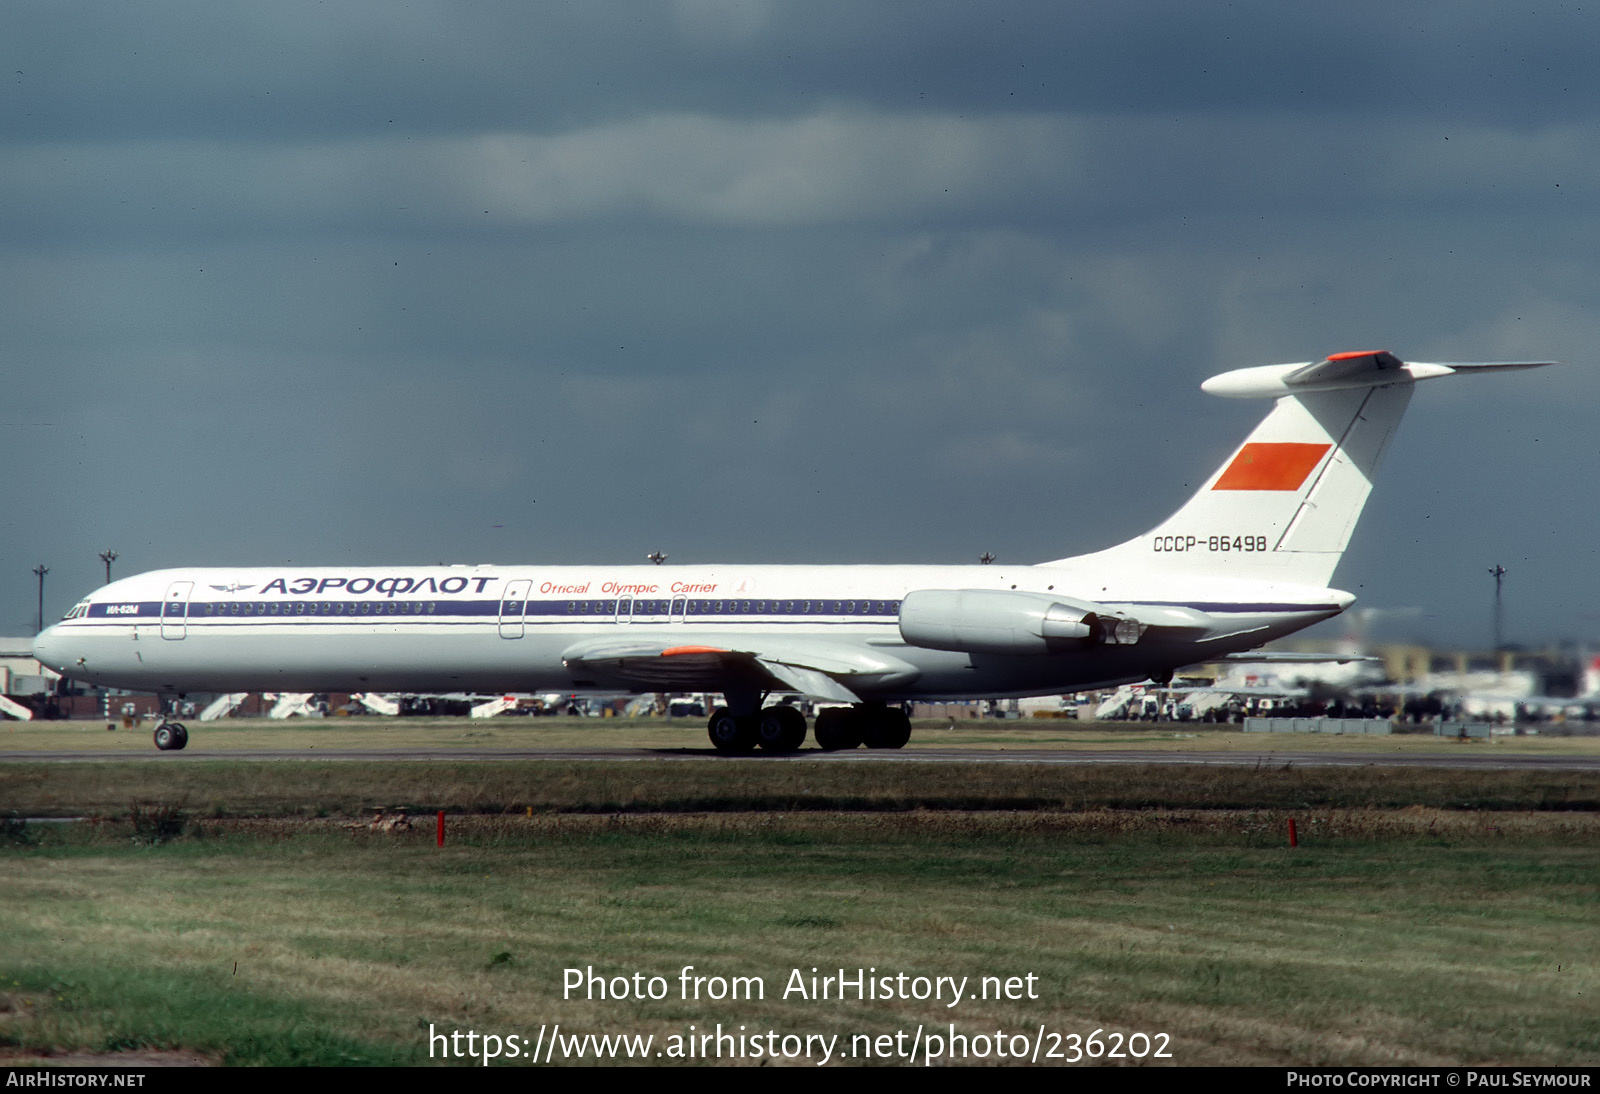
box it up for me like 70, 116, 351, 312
32, 561, 1348, 701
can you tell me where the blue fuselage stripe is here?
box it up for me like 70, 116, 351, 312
71, 596, 1338, 629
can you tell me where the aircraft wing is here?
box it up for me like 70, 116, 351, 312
559, 635, 922, 704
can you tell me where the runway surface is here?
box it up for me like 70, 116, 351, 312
7, 746, 1600, 770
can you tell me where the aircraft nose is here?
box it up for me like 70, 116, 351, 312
31, 625, 71, 674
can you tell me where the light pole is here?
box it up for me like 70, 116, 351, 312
99, 550, 118, 584
1488, 564, 1507, 651
32, 565, 48, 635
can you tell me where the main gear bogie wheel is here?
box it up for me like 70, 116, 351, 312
862, 706, 912, 749
707, 706, 758, 754
756, 706, 808, 752
812, 706, 863, 751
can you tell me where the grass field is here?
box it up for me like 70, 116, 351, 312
2, 811, 1596, 1067
5, 714, 1600, 756
2, 727, 1597, 1067
3, 758, 1598, 818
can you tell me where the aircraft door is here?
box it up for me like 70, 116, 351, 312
161, 580, 193, 640
499, 578, 531, 638
615, 596, 632, 624
671, 597, 686, 623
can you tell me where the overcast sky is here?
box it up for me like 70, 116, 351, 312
2, 2, 1593, 647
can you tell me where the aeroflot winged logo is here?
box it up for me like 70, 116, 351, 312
1211, 442, 1330, 491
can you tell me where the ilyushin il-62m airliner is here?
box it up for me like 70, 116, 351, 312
33, 351, 1551, 753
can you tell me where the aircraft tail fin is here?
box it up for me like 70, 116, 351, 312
1056, 351, 1554, 588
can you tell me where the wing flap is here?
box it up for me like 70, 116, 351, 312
756, 660, 862, 703
560, 635, 917, 702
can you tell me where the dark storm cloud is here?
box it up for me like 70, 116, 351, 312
1, 2, 1594, 643
6, 1, 1598, 143
6, 110, 1592, 254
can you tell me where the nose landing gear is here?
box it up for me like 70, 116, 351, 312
153, 722, 189, 751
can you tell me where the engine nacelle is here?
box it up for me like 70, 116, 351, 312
898, 589, 1115, 656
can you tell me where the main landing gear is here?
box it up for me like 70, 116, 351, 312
706, 705, 806, 753
814, 705, 911, 751
705, 703, 911, 754
153, 722, 189, 751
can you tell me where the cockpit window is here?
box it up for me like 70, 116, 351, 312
60, 601, 90, 621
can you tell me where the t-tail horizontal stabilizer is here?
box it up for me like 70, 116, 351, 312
1060, 351, 1554, 588
1201, 350, 1556, 399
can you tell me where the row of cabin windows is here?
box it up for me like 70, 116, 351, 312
196, 600, 438, 616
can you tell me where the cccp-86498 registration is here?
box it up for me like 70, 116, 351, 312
1151, 534, 1269, 553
